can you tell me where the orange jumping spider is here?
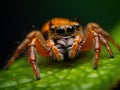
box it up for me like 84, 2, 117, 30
4, 18, 120, 80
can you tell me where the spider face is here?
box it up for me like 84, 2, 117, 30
48, 22, 81, 40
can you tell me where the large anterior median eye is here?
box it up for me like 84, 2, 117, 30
66, 26, 75, 35
56, 28, 65, 36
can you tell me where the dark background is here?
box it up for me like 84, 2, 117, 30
0, 0, 120, 68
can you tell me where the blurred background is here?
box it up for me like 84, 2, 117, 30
0, 0, 120, 68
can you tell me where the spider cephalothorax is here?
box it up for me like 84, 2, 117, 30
4, 17, 120, 80
46, 18, 83, 60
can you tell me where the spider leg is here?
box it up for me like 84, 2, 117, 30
81, 30, 101, 69
68, 35, 82, 59
4, 30, 49, 69
81, 23, 120, 69
46, 39, 64, 61
99, 34, 114, 58
93, 32, 101, 69
28, 38, 50, 80
95, 26, 120, 51
28, 40, 40, 80
87, 23, 120, 51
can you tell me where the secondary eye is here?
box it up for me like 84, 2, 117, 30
66, 26, 75, 34
50, 27, 56, 33
74, 24, 80, 29
56, 28, 65, 36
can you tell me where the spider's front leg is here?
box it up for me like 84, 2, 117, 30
46, 39, 64, 61
68, 35, 83, 59
80, 23, 120, 69
4, 30, 50, 80
28, 37, 50, 80
4, 31, 41, 69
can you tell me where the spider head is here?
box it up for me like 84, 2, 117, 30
49, 18, 81, 39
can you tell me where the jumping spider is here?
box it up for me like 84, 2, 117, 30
4, 18, 120, 80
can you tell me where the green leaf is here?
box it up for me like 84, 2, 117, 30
0, 23, 120, 90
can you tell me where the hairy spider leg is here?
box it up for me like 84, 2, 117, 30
4, 31, 50, 70
80, 23, 120, 69
68, 35, 82, 59
28, 38, 50, 80
46, 39, 64, 61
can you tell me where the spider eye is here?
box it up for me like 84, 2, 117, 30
56, 28, 65, 36
66, 26, 75, 34
74, 24, 80, 29
50, 27, 56, 33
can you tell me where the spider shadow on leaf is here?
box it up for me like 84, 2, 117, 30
37, 50, 93, 70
